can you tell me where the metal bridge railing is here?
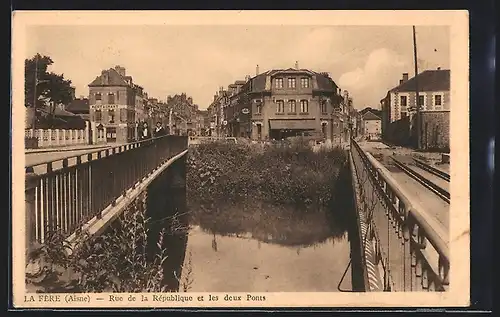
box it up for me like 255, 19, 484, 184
350, 138, 450, 292
25, 135, 188, 255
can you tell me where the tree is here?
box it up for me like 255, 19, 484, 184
25, 54, 74, 127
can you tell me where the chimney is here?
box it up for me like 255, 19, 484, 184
295, 61, 299, 69
101, 70, 109, 85
256, 64, 259, 76
402, 73, 409, 82
115, 65, 126, 76
399, 79, 404, 85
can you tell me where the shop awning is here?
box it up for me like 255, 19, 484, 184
269, 119, 317, 130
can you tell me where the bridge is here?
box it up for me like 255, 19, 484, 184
24, 135, 449, 292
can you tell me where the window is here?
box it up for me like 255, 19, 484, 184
321, 101, 327, 114
95, 93, 102, 101
276, 100, 285, 113
289, 100, 296, 113
300, 100, 309, 113
275, 78, 284, 89
301, 78, 310, 88
108, 109, 115, 123
94, 110, 102, 122
418, 95, 425, 106
400, 95, 407, 107
108, 93, 115, 104
257, 125, 262, 140
434, 95, 442, 106
120, 109, 127, 122
288, 78, 296, 89
255, 103, 262, 114
116, 91, 120, 101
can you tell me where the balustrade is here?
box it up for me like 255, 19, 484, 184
350, 138, 449, 292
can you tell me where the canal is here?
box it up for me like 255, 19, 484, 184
153, 151, 363, 293
181, 203, 353, 292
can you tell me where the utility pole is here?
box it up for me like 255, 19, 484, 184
168, 108, 173, 135
31, 56, 39, 134
413, 25, 421, 149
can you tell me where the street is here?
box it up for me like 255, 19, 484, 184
25, 148, 111, 174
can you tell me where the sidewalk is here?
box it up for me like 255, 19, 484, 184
25, 143, 113, 154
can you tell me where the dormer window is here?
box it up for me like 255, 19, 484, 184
300, 78, 310, 88
275, 78, 284, 89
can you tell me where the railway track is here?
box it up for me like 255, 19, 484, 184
391, 157, 450, 204
413, 158, 450, 182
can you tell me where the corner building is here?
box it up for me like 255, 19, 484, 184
241, 67, 344, 141
88, 66, 146, 143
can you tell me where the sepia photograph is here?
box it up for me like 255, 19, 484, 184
12, 10, 469, 308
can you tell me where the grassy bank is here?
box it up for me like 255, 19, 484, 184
187, 140, 348, 207
186, 140, 353, 244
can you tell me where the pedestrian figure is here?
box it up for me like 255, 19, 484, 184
154, 121, 166, 138
139, 122, 152, 140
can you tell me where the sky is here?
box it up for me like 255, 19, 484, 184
26, 25, 449, 110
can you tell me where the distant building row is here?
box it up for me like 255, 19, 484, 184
207, 63, 356, 142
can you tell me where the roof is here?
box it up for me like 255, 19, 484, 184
39, 107, 78, 117
65, 98, 89, 113
88, 68, 130, 87
391, 69, 450, 93
234, 80, 246, 85
247, 68, 338, 93
362, 111, 381, 121
359, 107, 382, 117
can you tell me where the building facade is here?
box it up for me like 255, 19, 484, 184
381, 69, 450, 150
360, 111, 382, 140
207, 87, 229, 137
216, 64, 345, 141
88, 66, 146, 143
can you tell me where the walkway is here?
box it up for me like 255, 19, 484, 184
25, 143, 125, 174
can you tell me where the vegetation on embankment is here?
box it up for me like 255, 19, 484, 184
187, 139, 348, 207
186, 140, 354, 244
25, 196, 191, 293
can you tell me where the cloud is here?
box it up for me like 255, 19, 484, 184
26, 25, 449, 109
338, 48, 409, 109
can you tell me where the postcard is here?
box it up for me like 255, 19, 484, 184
12, 10, 469, 308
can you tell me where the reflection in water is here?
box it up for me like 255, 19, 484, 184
179, 192, 355, 292
182, 225, 352, 292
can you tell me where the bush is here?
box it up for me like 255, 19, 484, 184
187, 141, 347, 207
25, 199, 172, 293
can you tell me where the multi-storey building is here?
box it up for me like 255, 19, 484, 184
207, 88, 229, 137
88, 65, 146, 143
381, 68, 450, 150
222, 64, 344, 141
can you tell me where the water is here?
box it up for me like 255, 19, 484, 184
173, 201, 355, 292
181, 226, 352, 292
